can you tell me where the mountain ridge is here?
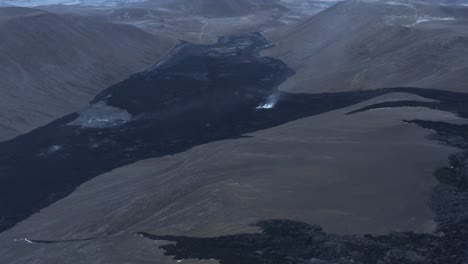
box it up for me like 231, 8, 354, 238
264, 0, 468, 93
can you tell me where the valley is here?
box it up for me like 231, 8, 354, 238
0, 1, 467, 264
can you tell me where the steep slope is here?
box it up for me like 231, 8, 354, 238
264, 0, 468, 93
0, 7, 174, 141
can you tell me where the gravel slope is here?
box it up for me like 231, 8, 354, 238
0, 7, 175, 141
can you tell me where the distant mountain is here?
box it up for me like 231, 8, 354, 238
157, 0, 287, 17
418, 0, 468, 5
264, 0, 468, 93
0, 0, 148, 7
279, 0, 341, 15
0, 7, 174, 141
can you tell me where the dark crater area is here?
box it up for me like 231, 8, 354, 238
0, 32, 467, 250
